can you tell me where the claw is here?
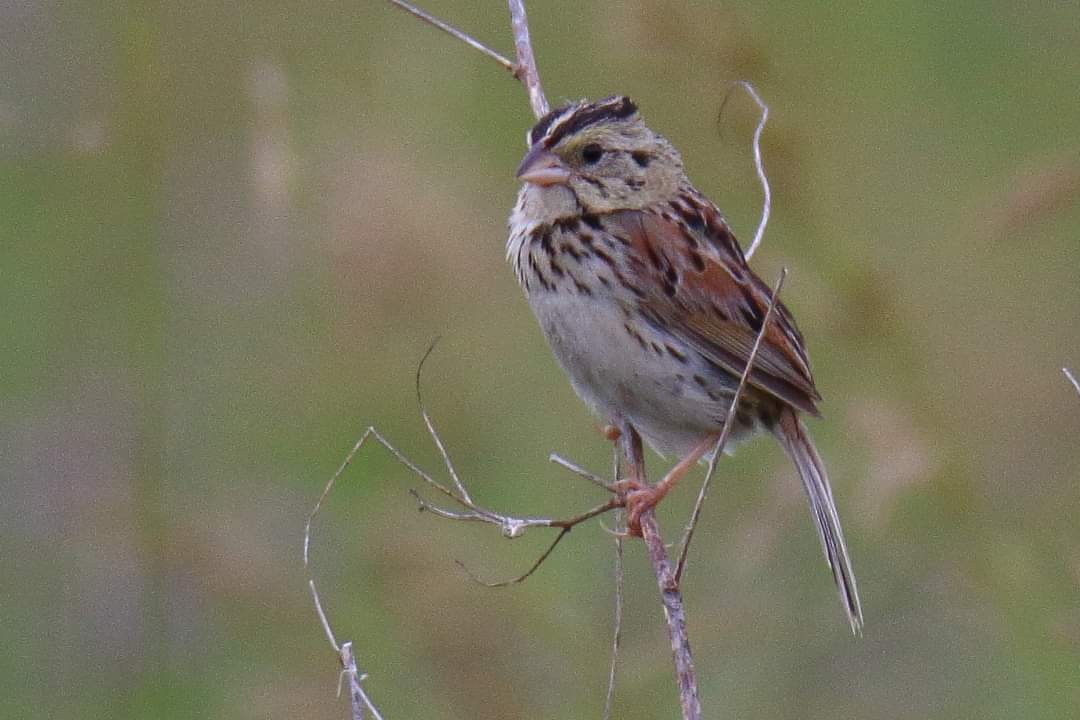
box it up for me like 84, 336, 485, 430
622, 432, 721, 537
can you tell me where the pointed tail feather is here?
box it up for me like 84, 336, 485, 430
775, 408, 863, 635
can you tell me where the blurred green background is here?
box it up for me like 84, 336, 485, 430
3, 1, 1079, 718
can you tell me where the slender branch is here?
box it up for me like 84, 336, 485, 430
675, 268, 788, 582
621, 426, 701, 720
1065, 367, 1080, 397
307, 579, 385, 720
302, 345, 626, 715
603, 446, 625, 720
389, 1, 550, 120
416, 338, 472, 503
388, 0, 515, 72
549, 452, 617, 492
455, 527, 573, 587
507, 0, 550, 118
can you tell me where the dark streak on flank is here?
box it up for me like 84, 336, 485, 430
549, 256, 566, 278
665, 344, 687, 363
538, 227, 555, 255
623, 322, 649, 350
594, 248, 616, 266
529, 255, 554, 292
614, 269, 647, 299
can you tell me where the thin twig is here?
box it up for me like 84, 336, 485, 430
621, 426, 700, 720
307, 579, 385, 720
388, 0, 515, 72
739, 81, 771, 260
389, 1, 550, 120
303, 344, 624, 716
549, 452, 617, 492
455, 528, 572, 587
416, 338, 472, 503
1064, 367, 1080, 396
340, 642, 376, 720
603, 447, 625, 720
675, 268, 788, 583
507, 0, 550, 118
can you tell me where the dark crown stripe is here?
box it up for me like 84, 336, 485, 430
529, 96, 638, 148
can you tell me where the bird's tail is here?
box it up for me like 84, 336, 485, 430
774, 408, 863, 635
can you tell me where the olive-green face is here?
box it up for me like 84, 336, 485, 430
523, 97, 685, 213
546, 117, 684, 212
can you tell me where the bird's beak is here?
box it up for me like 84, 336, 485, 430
516, 146, 571, 186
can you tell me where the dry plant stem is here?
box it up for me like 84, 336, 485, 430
301, 352, 622, 714
1064, 367, 1080, 396
622, 426, 701, 720
603, 448, 625, 720
307, 580, 385, 720
739, 81, 772, 260
388, 0, 515, 72
508, 0, 550, 118
388, 0, 549, 119
675, 268, 788, 582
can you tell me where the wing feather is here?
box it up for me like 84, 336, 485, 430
605, 202, 822, 415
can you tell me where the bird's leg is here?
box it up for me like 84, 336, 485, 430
607, 421, 645, 498
626, 432, 720, 537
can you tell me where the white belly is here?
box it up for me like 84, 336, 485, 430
528, 291, 754, 459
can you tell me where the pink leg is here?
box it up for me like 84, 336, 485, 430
627, 433, 720, 536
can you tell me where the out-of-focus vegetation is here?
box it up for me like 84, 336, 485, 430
2, 1, 1079, 718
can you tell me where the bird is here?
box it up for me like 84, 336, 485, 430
506, 95, 862, 633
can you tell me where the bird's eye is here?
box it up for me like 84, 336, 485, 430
581, 144, 604, 164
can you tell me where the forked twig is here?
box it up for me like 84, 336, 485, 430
303, 344, 624, 712
416, 339, 471, 502
675, 268, 788, 583
1065, 367, 1080, 397
389, 0, 549, 120
307, 579, 385, 720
